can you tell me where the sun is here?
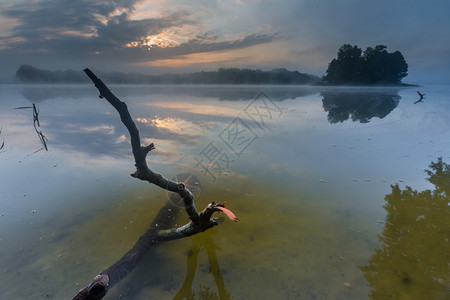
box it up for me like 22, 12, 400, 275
145, 35, 179, 48
126, 33, 180, 50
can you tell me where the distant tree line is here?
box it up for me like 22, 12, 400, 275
323, 44, 408, 85
15, 65, 321, 85
16, 65, 89, 83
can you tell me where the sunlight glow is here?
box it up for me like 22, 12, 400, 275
136, 116, 197, 135
134, 43, 287, 69
148, 102, 241, 118
138, 50, 247, 67
94, 13, 109, 25
108, 7, 131, 18
125, 33, 180, 50
146, 35, 180, 48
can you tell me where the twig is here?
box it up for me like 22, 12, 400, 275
14, 104, 48, 151
0, 127, 4, 151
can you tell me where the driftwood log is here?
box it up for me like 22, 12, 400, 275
72, 69, 238, 300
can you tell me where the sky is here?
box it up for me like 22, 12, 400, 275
0, 0, 449, 84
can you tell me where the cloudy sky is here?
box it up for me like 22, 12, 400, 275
1, 0, 449, 84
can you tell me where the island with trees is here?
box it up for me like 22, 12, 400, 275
323, 44, 409, 85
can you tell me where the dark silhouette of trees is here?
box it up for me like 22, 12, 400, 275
15, 65, 321, 85
16, 65, 88, 83
361, 158, 449, 299
324, 44, 408, 85
323, 44, 363, 85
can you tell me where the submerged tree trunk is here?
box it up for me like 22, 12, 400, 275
71, 69, 238, 300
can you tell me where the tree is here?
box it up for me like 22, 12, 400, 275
362, 45, 408, 84
324, 44, 408, 85
386, 50, 408, 84
323, 44, 363, 84
16, 65, 56, 83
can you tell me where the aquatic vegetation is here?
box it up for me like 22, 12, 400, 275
14, 103, 48, 151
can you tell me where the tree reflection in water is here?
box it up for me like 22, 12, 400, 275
321, 90, 400, 123
362, 158, 449, 299
174, 229, 231, 300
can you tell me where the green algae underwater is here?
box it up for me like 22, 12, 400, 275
1, 163, 447, 299
1, 164, 448, 299
0, 173, 376, 299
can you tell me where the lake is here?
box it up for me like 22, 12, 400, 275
0, 83, 449, 299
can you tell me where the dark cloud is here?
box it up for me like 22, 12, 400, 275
175, 32, 278, 54
0, 0, 278, 76
3, 0, 134, 39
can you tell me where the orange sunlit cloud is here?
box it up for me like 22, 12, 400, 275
125, 33, 181, 49
0, 37, 25, 50
148, 102, 241, 118
138, 50, 250, 67
60, 30, 97, 38
136, 116, 201, 135
131, 41, 300, 70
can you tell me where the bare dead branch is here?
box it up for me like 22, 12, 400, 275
72, 69, 238, 299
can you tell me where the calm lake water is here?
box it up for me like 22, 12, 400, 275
0, 84, 449, 299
